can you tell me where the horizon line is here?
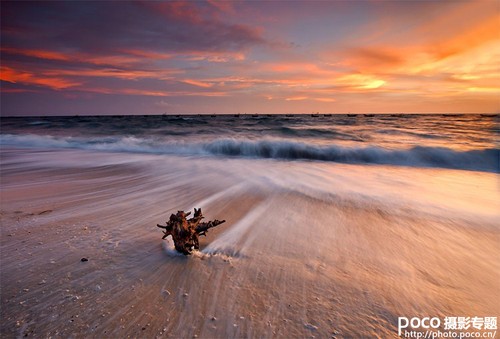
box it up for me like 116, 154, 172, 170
1, 112, 498, 118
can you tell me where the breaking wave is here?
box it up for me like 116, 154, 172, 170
203, 139, 498, 172
1, 134, 498, 173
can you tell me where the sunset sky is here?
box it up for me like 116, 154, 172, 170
1, 1, 499, 115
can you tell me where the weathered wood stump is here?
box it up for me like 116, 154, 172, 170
157, 208, 225, 255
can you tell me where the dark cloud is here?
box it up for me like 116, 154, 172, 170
1, 1, 266, 56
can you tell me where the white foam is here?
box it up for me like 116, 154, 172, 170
161, 237, 184, 257
202, 201, 269, 257
1, 133, 496, 172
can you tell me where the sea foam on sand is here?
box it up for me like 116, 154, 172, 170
1, 148, 498, 338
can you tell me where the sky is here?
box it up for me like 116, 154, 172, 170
1, 1, 499, 116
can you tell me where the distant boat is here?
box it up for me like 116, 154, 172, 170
347, 114, 357, 117
252, 114, 259, 117
323, 114, 332, 117
266, 114, 273, 117
364, 114, 375, 117
210, 114, 216, 118
311, 114, 319, 117
233, 114, 240, 117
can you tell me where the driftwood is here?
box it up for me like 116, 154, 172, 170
157, 208, 225, 255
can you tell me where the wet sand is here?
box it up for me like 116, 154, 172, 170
1, 148, 498, 338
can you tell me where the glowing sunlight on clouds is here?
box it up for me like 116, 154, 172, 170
336, 74, 386, 90
1, 1, 498, 114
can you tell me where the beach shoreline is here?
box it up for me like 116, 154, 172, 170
1, 147, 498, 338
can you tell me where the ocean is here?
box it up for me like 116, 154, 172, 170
1, 114, 498, 172
0, 114, 498, 338
1, 115, 499, 173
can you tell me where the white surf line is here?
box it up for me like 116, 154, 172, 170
202, 200, 269, 257
162, 238, 185, 257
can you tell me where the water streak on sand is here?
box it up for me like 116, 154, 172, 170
188, 183, 249, 212
203, 201, 270, 257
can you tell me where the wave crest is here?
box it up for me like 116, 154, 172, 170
1, 134, 497, 172
203, 139, 498, 172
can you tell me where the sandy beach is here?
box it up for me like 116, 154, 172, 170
1, 147, 498, 338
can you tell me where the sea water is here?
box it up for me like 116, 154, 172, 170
1, 114, 497, 172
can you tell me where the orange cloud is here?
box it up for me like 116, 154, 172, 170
336, 74, 386, 90
314, 97, 336, 102
318, 9, 499, 102
339, 46, 407, 72
84, 87, 228, 98
326, 5, 499, 80
1, 47, 71, 61
182, 79, 213, 88
430, 15, 500, 60
268, 62, 320, 73
467, 87, 500, 93
285, 96, 308, 101
185, 51, 246, 63
119, 49, 173, 60
46, 68, 179, 81
1, 46, 174, 68
83, 55, 149, 67
0, 66, 81, 90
